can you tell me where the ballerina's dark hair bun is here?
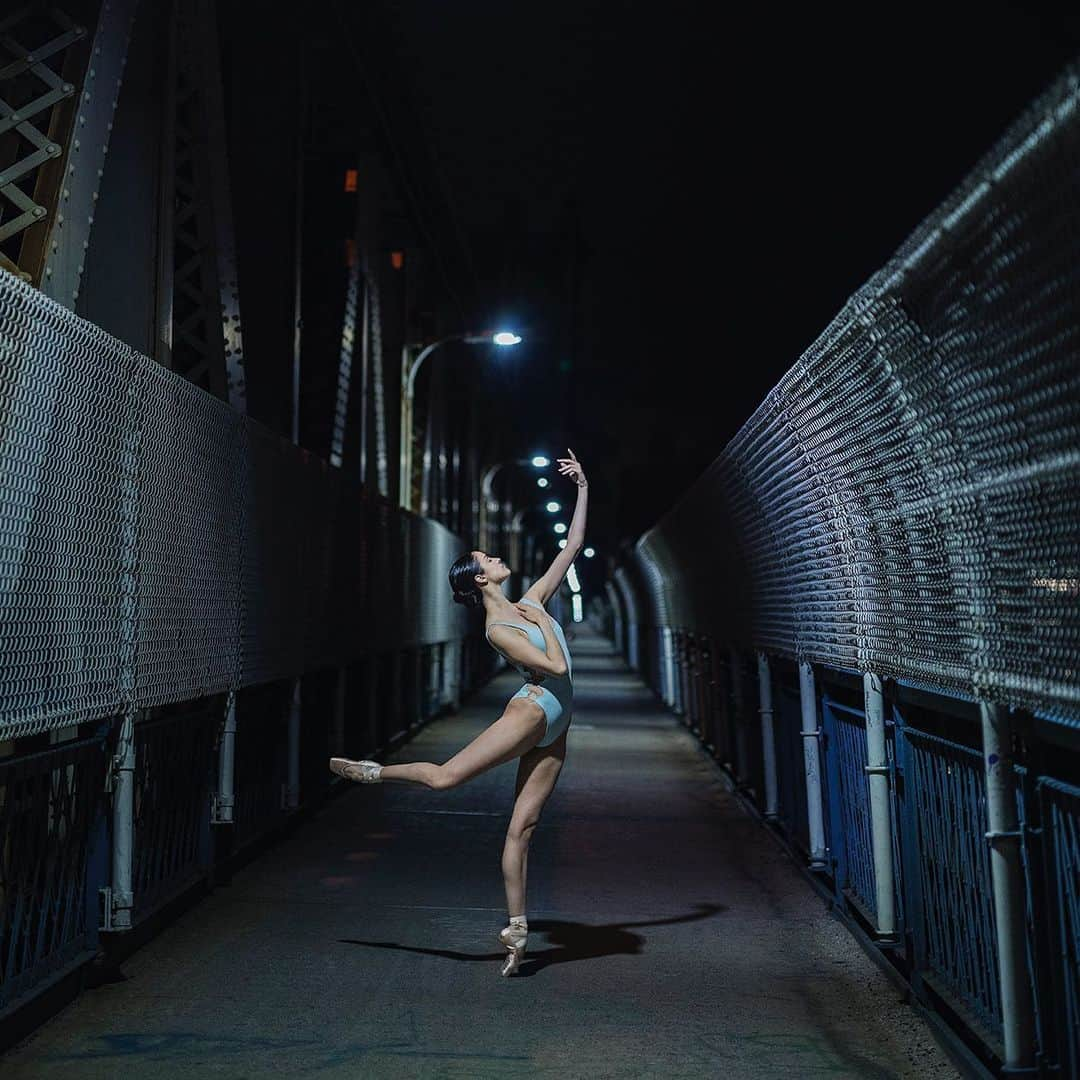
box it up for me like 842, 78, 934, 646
448, 552, 483, 608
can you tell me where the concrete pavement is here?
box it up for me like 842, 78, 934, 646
2, 626, 962, 1078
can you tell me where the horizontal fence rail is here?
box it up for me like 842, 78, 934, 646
611, 62, 1080, 1077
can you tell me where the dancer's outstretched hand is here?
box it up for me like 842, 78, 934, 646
557, 448, 587, 487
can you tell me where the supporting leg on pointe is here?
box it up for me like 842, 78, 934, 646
502, 729, 567, 916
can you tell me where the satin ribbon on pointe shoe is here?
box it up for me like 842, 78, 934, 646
499, 923, 528, 976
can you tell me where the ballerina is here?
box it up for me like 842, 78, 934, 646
330, 449, 589, 976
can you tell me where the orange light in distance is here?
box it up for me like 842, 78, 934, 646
390, 251, 405, 270
344, 168, 358, 192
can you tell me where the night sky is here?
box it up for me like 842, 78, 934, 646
358, 3, 1079, 557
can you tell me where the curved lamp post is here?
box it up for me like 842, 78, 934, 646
480, 454, 549, 550
400, 330, 521, 511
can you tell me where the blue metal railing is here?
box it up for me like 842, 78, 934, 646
0, 732, 109, 1011
1037, 775, 1080, 1077
822, 697, 876, 919
627, 623, 1079, 1074
897, 722, 1003, 1040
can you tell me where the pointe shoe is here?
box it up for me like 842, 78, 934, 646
329, 757, 382, 783
499, 923, 528, 977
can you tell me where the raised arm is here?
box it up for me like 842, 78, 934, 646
523, 448, 588, 607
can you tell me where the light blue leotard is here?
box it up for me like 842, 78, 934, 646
484, 597, 573, 747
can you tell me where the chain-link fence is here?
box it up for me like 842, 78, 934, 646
0, 273, 470, 742
614, 63, 1080, 1073
630, 65, 1080, 726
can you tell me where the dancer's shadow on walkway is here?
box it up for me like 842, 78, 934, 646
340, 901, 726, 977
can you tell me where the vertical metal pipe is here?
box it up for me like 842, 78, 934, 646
730, 646, 748, 786
332, 668, 347, 757
862, 671, 896, 937
286, 677, 301, 810
358, 281, 370, 486
154, 0, 177, 369
110, 707, 137, 930
291, 42, 305, 445
757, 653, 779, 821
798, 660, 827, 868
399, 346, 412, 510
980, 702, 1036, 1069
662, 627, 675, 707
214, 690, 237, 824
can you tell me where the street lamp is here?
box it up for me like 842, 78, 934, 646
400, 330, 521, 510
509, 499, 559, 589
479, 455, 549, 550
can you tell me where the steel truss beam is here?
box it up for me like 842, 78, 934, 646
0, 2, 136, 299
169, 0, 245, 411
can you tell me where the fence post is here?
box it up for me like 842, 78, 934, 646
862, 671, 897, 938
980, 702, 1036, 1072
332, 668, 347, 757
757, 652, 779, 821
662, 627, 675, 707
213, 690, 237, 825
730, 646, 748, 788
108, 707, 137, 930
285, 677, 301, 809
798, 660, 827, 869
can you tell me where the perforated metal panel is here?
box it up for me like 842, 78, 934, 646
631, 66, 1080, 724
0, 276, 467, 741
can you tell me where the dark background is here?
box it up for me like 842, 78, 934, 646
330, 3, 1080, 557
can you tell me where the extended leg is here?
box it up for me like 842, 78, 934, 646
379, 696, 546, 788
502, 727, 567, 917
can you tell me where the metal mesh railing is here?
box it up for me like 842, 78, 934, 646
631, 65, 1080, 725
0, 274, 468, 742
901, 726, 1002, 1037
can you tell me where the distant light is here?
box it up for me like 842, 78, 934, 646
567, 564, 580, 592
344, 168, 358, 192
583, 546, 595, 558
554, 522, 567, 535
545, 501, 560, 513
558, 539, 567, 549
537, 477, 550, 488
571, 594, 583, 622
1033, 576, 1079, 595
493, 331, 522, 347
531, 455, 550, 468
390, 251, 404, 270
